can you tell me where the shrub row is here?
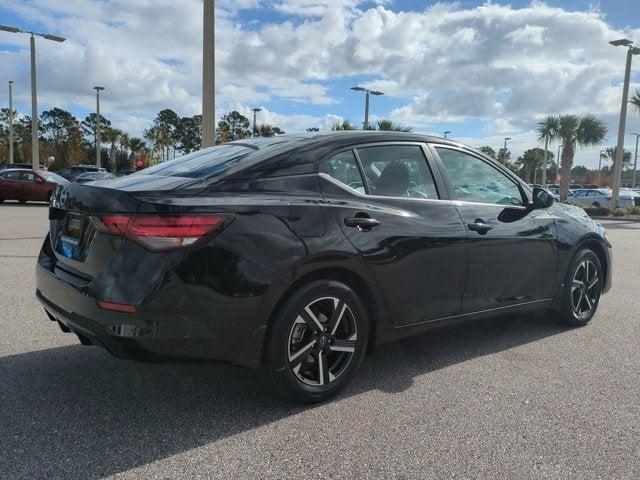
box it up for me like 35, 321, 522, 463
583, 205, 640, 218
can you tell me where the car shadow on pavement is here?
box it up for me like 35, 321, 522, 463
0, 201, 49, 207
0, 312, 566, 479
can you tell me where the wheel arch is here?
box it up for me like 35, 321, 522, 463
576, 237, 609, 292
262, 264, 385, 363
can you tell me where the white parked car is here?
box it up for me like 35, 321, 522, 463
569, 188, 636, 208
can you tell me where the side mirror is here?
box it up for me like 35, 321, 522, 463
531, 187, 555, 209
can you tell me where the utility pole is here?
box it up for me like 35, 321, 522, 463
541, 134, 549, 186
632, 133, 640, 188
0, 24, 66, 167
8, 80, 14, 164
609, 39, 640, 207
202, 0, 215, 147
556, 144, 562, 184
93, 86, 105, 167
30, 34, 39, 167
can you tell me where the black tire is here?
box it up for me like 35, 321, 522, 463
553, 249, 603, 326
592, 202, 600, 208
263, 279, 369, 403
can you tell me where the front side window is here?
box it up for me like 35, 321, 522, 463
356, 145, 439, 199
22, 172, 37, 182
326, 150, 365, 193
435, 148, 524, 206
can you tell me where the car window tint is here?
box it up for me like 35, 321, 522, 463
22, 172, 37, 181
435, 148, 523, 206
326, 150, 365, 193
356, 145, 439, 199
1, 171, 22, 180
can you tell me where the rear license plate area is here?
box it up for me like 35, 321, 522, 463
57, 214, 94, 261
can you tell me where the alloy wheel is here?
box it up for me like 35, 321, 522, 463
570, 260, 599, 319
287, 296, 358, 386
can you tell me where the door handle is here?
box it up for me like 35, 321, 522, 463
467, 219, 493, 234
344, 216, 381, 231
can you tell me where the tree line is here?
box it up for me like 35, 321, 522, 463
0, 108, 285, 171
1, 87, 638, 182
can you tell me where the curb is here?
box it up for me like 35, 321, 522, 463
589, 216, 640, 222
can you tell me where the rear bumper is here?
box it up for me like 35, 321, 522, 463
36, 267, 229, 364
35, 235, 274, 368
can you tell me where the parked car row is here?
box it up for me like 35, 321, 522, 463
568, 188, 640, 208
0, 169, 67, 203
0, 162, 48, 171
0, 165, 120, 204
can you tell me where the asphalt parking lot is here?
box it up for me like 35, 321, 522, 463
0, 202, 638, 479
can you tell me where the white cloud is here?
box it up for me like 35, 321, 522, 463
0, 0, 638, 163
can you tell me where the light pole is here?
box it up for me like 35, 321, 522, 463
0, 25, 66, 168
443, 131, 451, 139
351, 86, 384, 130
251, 108, 262, 137
632, 133, 640, 188
8, 80, 14, 164
93, 86, 105, 167
202, 0, 215, 147
501, 137, 511, 164
609, 39, 640, 206
598, 149, 607, 187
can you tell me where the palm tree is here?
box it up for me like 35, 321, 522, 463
537, 114, 608, 200
331, 120, 357, 131
630, 88, 640, 116
128, 137, 146, 159
119, 132, 130, 158
375, 119, 413, 132
102, 127, 121, 173
605, 147, 632, 171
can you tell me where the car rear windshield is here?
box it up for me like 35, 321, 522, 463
141, 138, 293, 179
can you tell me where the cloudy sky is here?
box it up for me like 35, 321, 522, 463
0, 0, 639, 167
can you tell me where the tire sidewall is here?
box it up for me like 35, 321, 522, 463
264, 279, 369, 403
562, 249, 603, 326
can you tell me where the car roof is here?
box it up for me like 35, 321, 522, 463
0, 168, 38, 173
233, 131, 463, 149
221, 132, 466, 180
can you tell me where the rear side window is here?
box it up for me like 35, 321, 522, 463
326, 151, 365, 193
356, 145, 439, 199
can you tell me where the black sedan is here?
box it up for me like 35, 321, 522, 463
36, 133, 611, 402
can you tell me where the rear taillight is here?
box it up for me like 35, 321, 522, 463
91, 214, 230, 251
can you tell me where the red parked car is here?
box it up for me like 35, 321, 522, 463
0, 169, 67, 204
